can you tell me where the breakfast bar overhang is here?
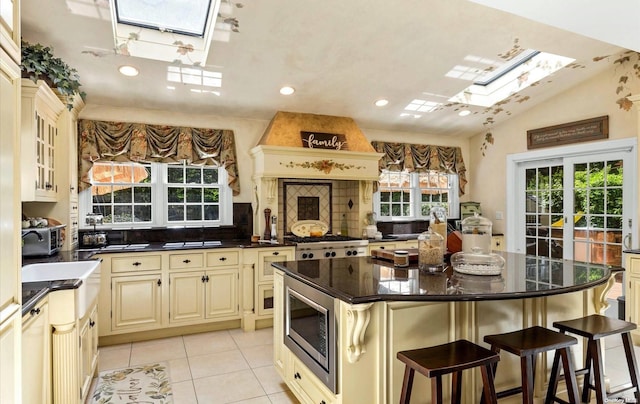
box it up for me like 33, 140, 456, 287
272, 253, 620, 404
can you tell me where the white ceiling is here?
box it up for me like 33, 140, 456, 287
21, 0, 626, 138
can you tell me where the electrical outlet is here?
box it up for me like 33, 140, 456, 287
495, 211, 503, 220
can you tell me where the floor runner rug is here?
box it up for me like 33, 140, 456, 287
89, 362, 173, 403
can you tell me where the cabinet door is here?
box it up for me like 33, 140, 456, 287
79, 304, 98, 402
205, 269, 239, 319
258, 248, 294, 282
0, 312, 21, 404
22, 300, 51, 404
256, 283, 274, 317
169, 272, 205, 323
626, 255, 640, 342
112, 274, 163, 331
0, 54, 20, 311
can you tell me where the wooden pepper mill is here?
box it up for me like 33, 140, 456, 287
263, 208, 271, 240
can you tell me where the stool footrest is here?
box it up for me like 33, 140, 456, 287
496, 386, 522, 399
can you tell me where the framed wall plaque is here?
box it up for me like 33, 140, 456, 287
527, 116, 609, 150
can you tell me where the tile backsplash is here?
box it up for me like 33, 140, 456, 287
278, 179, 359, 236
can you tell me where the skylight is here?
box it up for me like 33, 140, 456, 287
114, 0, 212, 37
448, 50, 575, 108
110, 0, 222, 65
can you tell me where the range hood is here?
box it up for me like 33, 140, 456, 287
251, 111, 383, 181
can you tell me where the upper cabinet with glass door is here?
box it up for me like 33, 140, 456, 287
21, 80, 65, 202
0, 0, 21, 63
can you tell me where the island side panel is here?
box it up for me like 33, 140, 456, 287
383, 301, 455, 404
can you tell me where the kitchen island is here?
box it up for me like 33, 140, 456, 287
272, 253, 620, 404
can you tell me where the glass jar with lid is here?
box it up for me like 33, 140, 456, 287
460, 213, 492, 254
429, 206, 448, 252
418, 229, 444, 270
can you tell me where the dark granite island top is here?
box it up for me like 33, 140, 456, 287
271, 251, 620, 304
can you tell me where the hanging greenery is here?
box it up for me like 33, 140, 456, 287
21, 40, 86, 110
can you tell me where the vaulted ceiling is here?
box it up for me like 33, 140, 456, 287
21, 0, 627, 138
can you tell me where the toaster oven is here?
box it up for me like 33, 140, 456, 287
21, 225, 66, 256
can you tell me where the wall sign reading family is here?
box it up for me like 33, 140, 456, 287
527, 116, 609, 150
300, 131, 348, 150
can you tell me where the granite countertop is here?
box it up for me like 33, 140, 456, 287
272, 252, 619, 304
21, 278, 82, 316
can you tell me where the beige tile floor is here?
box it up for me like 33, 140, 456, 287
88, 327, 300, 404
89, 326, 640, 403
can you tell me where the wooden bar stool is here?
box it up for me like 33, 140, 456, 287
396, 339, 499, 404
552, 314, 640, 404
483, 326, 581, 404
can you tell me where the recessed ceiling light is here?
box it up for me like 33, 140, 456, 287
279, 86, 295, 95
458, 109, 471, 117
375, 99, 389, 107
119, 65, 139, 76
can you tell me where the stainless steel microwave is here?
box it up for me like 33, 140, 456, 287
284, 275, 338, 393
21, 225, 65, 256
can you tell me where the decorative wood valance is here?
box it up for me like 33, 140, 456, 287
371, 141, 467, 196
78, 120, 240, 195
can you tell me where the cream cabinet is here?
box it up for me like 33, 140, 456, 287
112, 274, 163, 332
22, 297, 51, 404
48, 283, 99, 404
21, 79, 65, 201
242, 246, 295, 331
20, 83, 84, 249
368, 239, 418, 255
288, 354, 337, 404
98, 249, 243, 339
273, 269, 286, 374
79, 304, 98, 400
0, 4, 22, 403
625, 253, 640, 343
491, 235, 505, 251
0, 311, 21, 404
169, 250, 240, 324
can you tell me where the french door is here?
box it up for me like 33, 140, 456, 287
507, 139, 637, 265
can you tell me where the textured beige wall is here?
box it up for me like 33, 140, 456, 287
468, 63, 640, 234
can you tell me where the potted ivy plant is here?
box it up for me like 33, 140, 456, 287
21, 40, 86, 110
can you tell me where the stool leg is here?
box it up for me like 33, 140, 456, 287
560, 347, 580, 404
621, 332, 640, 401
545, 350, 563, 404
399, 366, 414, 404
451, 371, 462, 404
588, 339, 606, 404
582, 341, 593, 404
431, 375, 443, 404
521, 355, 535, 404
481, 364, 498, 404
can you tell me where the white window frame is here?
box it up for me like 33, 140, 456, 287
79, 161, 233, 229
374, 170, 460, 221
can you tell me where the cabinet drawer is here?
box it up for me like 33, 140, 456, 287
169, 253, 204, 269
111, 255, 162, 273
290, 356, 336, 404
206, 250, 239, 267
627, 255, 640, 276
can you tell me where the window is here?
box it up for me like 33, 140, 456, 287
375, 170, 459, 221
80, 161, 232, 228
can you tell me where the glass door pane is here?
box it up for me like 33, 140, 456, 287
570, 159, 624, 266
524, 164, 564, 258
